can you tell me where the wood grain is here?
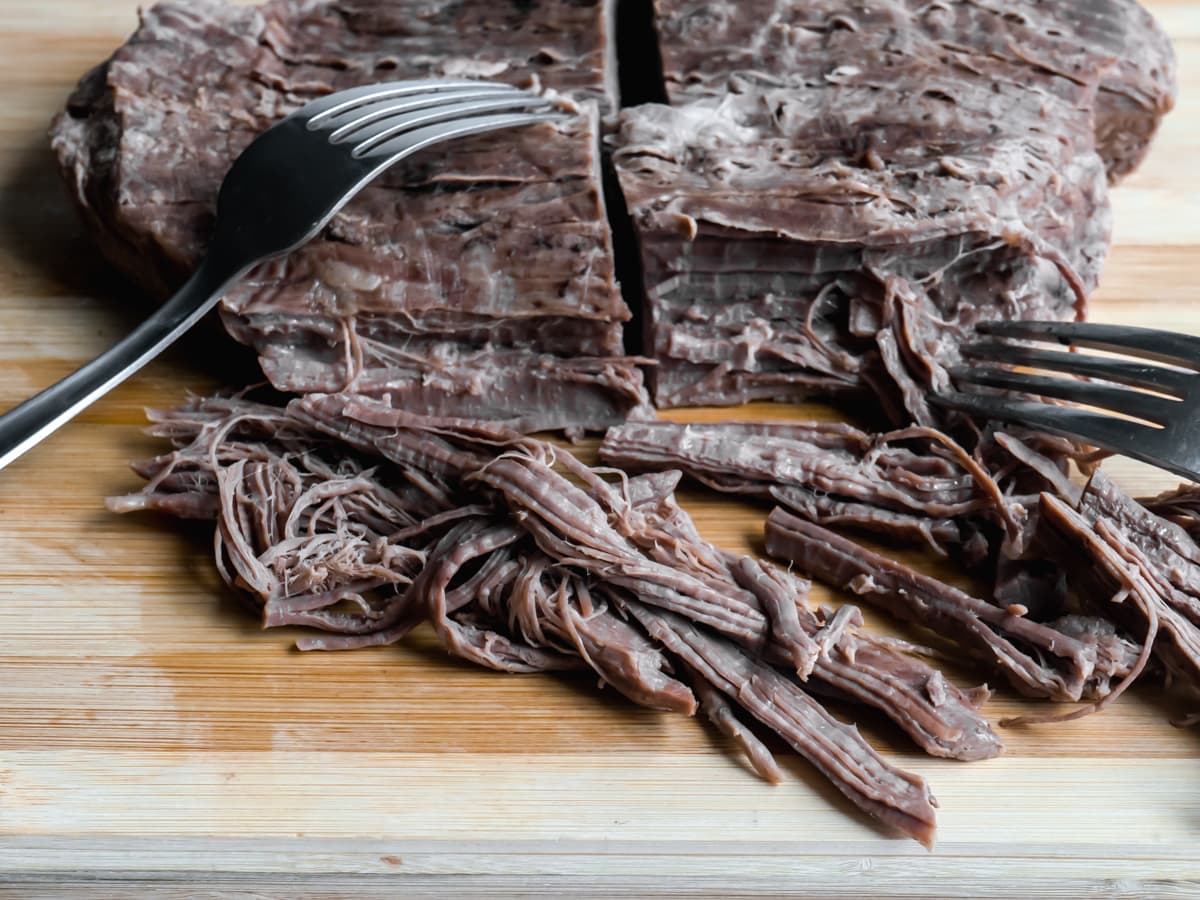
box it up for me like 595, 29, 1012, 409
1, 2, 1199, 896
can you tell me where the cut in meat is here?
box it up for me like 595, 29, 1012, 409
51, 0, 650, 433
611, 0, 1174, 417
109, 392, 1013, 843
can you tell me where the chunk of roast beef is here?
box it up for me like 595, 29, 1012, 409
51, 0, 650, 433
611, 0, 1173, 418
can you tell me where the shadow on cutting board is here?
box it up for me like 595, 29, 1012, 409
0, 140, 262, 395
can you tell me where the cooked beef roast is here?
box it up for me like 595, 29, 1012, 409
612, 0, 1173, 417
109, 392, 1012, 844
52, 0, 651, 433
48, 0, 1190, 849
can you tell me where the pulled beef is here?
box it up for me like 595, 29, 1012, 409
1041, 472, 1200, 697
764, 508, 1140, 703
110, 393, 1014, 844
51, 0, 650, 433
604, 418, 1165, 719
611, 0, 1174, 418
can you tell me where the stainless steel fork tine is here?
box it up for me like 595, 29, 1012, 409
979, 320, 1200, 370
303, 80, 516, 125
946, 365, 1182, 425
322, 86, 522, 141
931, 391, 1161, 454
962, 340, 1193, 396
350, 96, 555, 155
354, 111, 564, 161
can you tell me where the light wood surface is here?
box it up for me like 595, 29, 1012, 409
1, 2, 1199, 897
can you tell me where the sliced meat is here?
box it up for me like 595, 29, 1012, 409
610, 0, 1175, 417
51, 0, 649, 433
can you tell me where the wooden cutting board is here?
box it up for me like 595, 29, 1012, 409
1, 2, 1198, 896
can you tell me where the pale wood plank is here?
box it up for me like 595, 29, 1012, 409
0, 0, 1198, 893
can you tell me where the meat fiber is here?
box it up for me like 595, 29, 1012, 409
109, 392, 1014, 844
51, 0, 650, 433
1041, 471, 1200, 698
611, 0, 1174, 418
765, 508, 1140, 704
604, 418, 1167, 719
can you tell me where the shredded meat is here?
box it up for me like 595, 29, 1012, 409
110, 393, 1011, 845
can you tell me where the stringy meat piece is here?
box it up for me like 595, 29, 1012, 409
108, 392, 1013, 844
1041, 471, 1200, 696
601, 420, 997, 555
51, 0, 650, 433
765, 508, 1140, 703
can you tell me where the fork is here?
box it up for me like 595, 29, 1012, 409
0, 79, 563, 471
933, 320, 1200, 481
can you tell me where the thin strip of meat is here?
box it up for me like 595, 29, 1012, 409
689, 669, 785, 785
618, 468, 1003, 761
600, 420, 994, 555
764, 507, 1125, 702
627, 603, 939, 849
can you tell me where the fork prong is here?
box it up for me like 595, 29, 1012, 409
979, 320, 1200, 371
947, 365, 1181, 425
962, 341, 1192, 396
323, 86, 524, 142
356, 111, 565, 163
302, 79, 519, 126
349, 95, 554, 155
930, 390, 1160, 454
